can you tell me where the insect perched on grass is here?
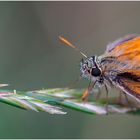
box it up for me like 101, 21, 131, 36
59, 34, 140, 105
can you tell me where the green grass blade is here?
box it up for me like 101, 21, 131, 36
0, 90, 66, 114
0, 88, 138, 115
24, 88, 136, 115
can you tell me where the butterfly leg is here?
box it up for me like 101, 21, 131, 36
117, 92, 123, 105
82, 80, 97, 102
81, 88, 90, 102
118, 92, 135, 112
104, 84, 109, 115
124, 92, 134, 110
95, 86, 101, 101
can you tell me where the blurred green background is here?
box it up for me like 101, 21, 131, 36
0, 1, 140, 138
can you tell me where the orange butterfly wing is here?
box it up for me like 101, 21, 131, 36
100, 35, 140, 101
106, 35, 140, 63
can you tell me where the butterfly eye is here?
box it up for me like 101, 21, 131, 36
91, 68, 101, 77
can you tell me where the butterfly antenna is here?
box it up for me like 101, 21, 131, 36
59, 36, 87, 58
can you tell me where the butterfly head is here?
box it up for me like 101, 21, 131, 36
58, 36, 102, 81
80, 55, 102, 81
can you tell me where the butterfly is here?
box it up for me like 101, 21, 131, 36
59, 34, 140, 104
